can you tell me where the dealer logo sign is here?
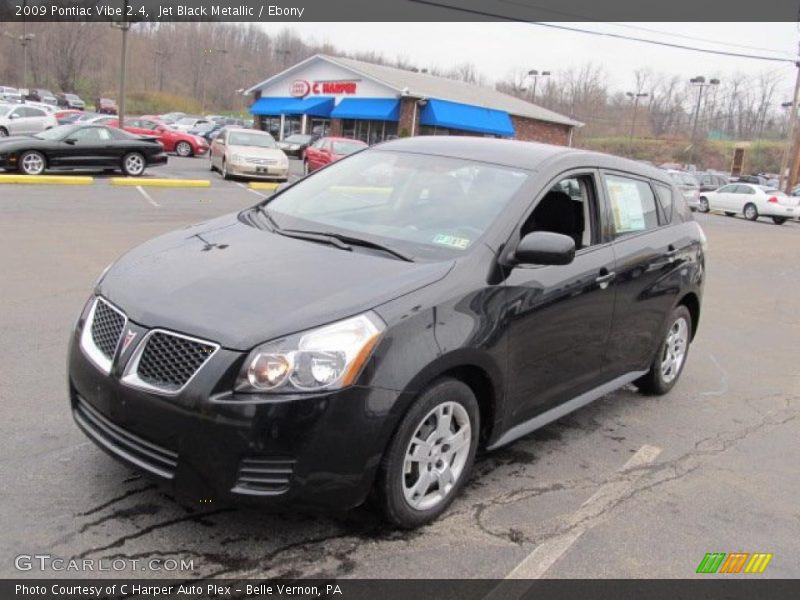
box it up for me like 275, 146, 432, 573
290, 80, 311, 98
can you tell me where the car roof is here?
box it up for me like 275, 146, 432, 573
379, 136, 669, 180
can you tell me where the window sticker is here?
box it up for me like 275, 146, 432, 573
607, 179, 647, 233
432, 234, 471, 249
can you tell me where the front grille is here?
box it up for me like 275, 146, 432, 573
232, 457, 296, 495
245, 157, 277, 165
133, 331, 217, 393
73, 396, 178, 479
91, 298, 126, 360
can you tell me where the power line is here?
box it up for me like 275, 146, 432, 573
408, 0, 797, 63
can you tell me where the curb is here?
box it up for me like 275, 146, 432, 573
0, 175, 94, 185
248, 182, 280, 190
110, 178, 211, 188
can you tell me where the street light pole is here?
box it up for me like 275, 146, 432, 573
200, 48, 228, 113
626, 91, 649, 156
527, 69, 550, 104
689, 76, 720, 166
779, 41, 800, 192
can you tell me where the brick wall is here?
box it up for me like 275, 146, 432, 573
398, 97, 420, 137
511, 116, 572, 146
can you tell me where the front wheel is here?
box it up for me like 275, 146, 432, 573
221, 159, 231, 180
374, 378, 479, 528
19, 151, 46, 175
303, 160, 310, 175
744, 203, 759, 221
635, 305, 692, 396
121, 152, 146, 177
0, 127, 8, 138
175, 141, 193, 157
698, 197, 709, 213
772, 217, 787, 225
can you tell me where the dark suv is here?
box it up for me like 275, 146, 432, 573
68, 137, 706, 528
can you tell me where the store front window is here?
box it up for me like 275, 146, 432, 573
283, 116, 303, 139
342, 119, 399, 145
262, 116, 281, 138
309, 118, 330, 137
419, 125, 497, 138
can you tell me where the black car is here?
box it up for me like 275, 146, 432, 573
188, 121, 224, 143
277, 133, 318, 158
0, 124, 167, 176
56, 93, 86, 110
696, 171, 729, 192
68, 137, 705, 527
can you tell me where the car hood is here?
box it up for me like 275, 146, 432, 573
227, 144, 285, 159
98, 213, 453, 351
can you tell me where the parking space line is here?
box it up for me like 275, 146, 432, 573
236, 182, 266, 198
135, 185, 160, 208
110, 177, 211, 188
486, 444, 662, 590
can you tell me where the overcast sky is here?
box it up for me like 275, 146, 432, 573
258, 22, 799, 98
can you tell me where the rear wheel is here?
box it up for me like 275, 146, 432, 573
744, 203, 759, 221
635, 305, 692, 396
19, 151, 46, 175
772, 217, 787, 225
699, 197, 709, 212
375, 378, 479, 528
175, 141, 193, 157
121, 152, 146, 177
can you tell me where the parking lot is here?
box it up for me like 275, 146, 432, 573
1, 155, 798, 580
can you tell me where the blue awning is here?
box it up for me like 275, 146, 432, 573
249, 96, 334, 117
420, 98, 515, 137
249, 97, 294, 116
330, 98, 400, 121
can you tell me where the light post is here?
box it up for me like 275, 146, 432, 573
626, 91, 649, 156
1, 29, 35, 91
689, 76, 720, 165
200, 48, 228, 113
276, 49, 291, 69
527, 69, 550, 103
110, 1, 133, 129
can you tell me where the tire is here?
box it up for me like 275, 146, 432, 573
303, 160, 310, 175
698, 197, 709, 213
635, 305, 693, 396
121, 152, 146, 177
221, 159, 231, 180
175, 141, 193, 157
374, 378, 479, 528
744, 203, 759, 221
0, 127, 8, 137
772, 217, 787, 225
18, 150, 46, 175
724, 212, 735, 217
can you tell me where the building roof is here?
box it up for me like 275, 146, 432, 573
246, 54, 583, 129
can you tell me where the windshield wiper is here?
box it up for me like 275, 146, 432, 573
282, 229, 414, 262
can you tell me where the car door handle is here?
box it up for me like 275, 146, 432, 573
595, 270, 616, 288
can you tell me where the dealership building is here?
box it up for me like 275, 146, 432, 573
245, 54, 581, 145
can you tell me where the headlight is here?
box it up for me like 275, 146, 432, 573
236, 312, 385, 393
231, 153, 243, 163
290, 145, 300, 150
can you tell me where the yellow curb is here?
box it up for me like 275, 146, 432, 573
248, 181, 280, 190
0, 174, 94, 185
110, 178, 211, 188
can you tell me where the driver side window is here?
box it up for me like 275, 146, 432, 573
520, 174, 598, 251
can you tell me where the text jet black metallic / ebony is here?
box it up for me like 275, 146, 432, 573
69, 136, 706, 528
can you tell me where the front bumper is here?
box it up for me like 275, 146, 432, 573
228, 162, 289, 180
67, 320, 397, 510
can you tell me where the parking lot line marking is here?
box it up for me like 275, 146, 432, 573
237, 182, 267, 198
110, 178, 211, 188
135, 185, 159, 208
0, 174, 94, 185
486, 444, 662, 590
248, 181, 280, 190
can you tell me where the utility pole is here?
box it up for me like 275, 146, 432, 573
626, 91, 649, 157
111, 0, 131, 127
780, 40, 800, 193
200, 48, 228, 113
689, 76, 720, 167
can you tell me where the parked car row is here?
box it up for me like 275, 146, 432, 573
698, 183, 799, 224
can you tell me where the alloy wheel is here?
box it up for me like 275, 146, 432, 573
124, 153, 145, 176
402, 401, 472, 511
176, 141, 192, 157
660, 316, 688, 384
699, 198, 709, 212
745, 204, 758, 220
20, 152, 45, 175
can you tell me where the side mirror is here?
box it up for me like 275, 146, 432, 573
64, 137, 77, 145
512, 231, 575, 266
8, 113, 19, 120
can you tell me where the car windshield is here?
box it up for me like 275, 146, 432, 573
192, 122, 216, 132
34, 125, 78, 140
285, 134, 312, 143
264, 150, 529, 260
229, 131, 277, 148
65, 94, 79, 100
332, 141, 366, 155
176, 117, 198, 125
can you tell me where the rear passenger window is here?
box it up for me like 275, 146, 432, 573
654, 184, 673, 224
604, 174, 659, 237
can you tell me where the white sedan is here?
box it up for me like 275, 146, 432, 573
699, 183, 800, 225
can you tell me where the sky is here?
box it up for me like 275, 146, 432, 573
257, 22, 800, 98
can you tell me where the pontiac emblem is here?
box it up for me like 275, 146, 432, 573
120, 329, 137, 354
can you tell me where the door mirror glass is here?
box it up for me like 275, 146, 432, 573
513, 231, 575, 266
64, 137, 77, 144
9, 113, 20, 120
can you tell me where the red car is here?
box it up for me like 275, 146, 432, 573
108, 117, 209, 157
95, 98, 118, 115
303, 137, 367, 174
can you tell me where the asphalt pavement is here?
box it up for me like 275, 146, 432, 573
0, 157, 798, 579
